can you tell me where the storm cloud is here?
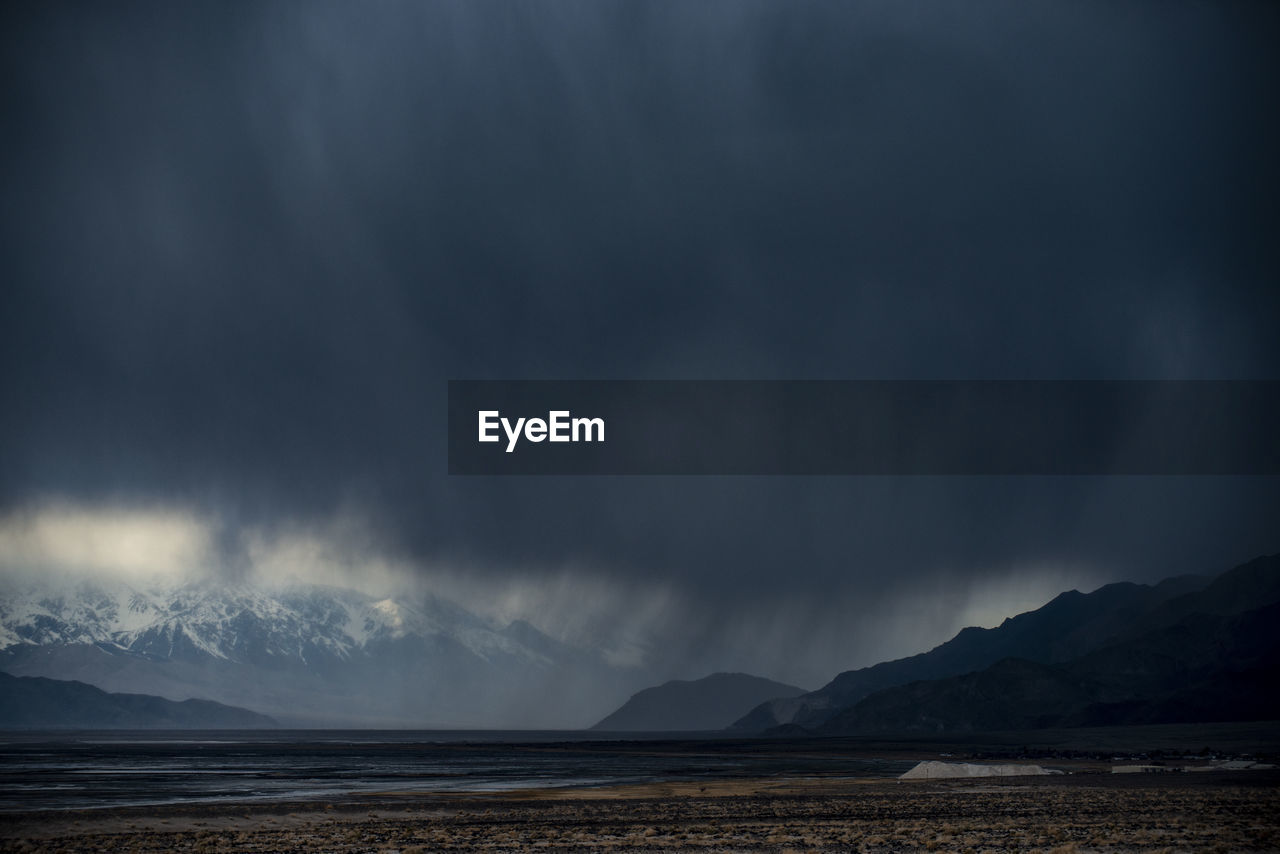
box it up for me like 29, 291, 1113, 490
2, 1, 1277, 687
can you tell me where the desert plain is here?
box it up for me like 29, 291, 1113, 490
3, 769, 1278, 853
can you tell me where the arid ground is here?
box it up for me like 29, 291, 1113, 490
3, 770, 1278, 853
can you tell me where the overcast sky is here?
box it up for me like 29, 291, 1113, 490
2, 1, 1278, 688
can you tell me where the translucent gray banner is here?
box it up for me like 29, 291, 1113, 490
447, 381, 1279, 475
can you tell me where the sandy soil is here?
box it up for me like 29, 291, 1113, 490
3, 771, 1279, 853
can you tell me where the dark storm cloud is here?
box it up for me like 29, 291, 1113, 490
2, 0, 1278, 672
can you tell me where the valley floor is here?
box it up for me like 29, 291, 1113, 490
3, 771, 1278, 853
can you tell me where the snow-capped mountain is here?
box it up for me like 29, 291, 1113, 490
0, 578, 546, 667
0, 577, 640, 728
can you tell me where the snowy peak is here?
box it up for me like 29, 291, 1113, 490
0, 576, 644, 728
0, 577, 558, 669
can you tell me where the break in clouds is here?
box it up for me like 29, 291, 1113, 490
2, 2, 1278, 694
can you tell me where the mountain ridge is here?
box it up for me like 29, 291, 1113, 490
816, 598, 1280, 734
592, 672, 806, 731
0, 671, 277, 729
735, 555, 1277, 732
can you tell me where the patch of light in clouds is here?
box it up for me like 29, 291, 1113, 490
0, 503, 213, 582
0, 503, 680, 669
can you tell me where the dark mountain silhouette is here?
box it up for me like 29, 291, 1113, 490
735, 554, 1278, 732
817, 599, 1280, 734
0, 671, 277, 728
593, 672, 806, 731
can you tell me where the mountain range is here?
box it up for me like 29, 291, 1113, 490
736, 554, 1280, 735
3, 555, 1277, 733
0, 577, 638, 727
